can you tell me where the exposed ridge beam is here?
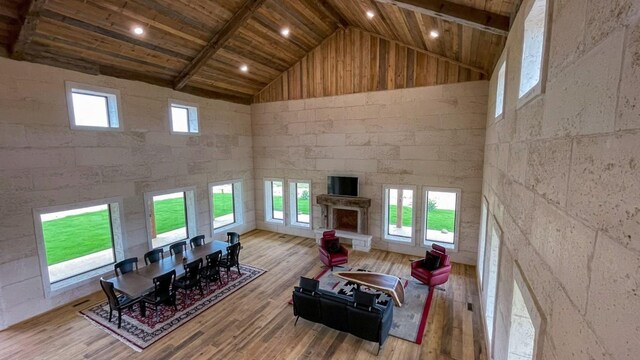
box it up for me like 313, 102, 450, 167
355, 27, 488, 75
374, 0, 509, 36
317, 0, 348, 29
173, 0, 267, 90
11, 0, 48, 60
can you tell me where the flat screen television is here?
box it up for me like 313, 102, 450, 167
327, 176, 358, 197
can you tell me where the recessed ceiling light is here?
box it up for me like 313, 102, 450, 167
133, 26, 144, 35
281, 27, 290, 37
366, 10, 375, 19
240, 64, 249, 72
429, 30, 440, 38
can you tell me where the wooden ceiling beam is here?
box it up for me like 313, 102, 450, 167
373, 0, 509, 36
11, 0, 48, 60
173, 0, 267, 90
317, 0, 349, 29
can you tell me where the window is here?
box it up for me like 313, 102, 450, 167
484, 218, 502, 352
34, 198, 124, 293
265, 179, 284, 223
169, 100, 199, 134
289, 180, 311, 228
210, 180, 243, 232
66, 82, 121, 130
507, 280, 536, 360
519, 0, 548, 99
144, 187, 197, 249
495, 59, 506, 118
423, 187, 461, 249
383, 185, 415, 242
478, 196, 489, 288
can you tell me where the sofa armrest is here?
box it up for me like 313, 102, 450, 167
378, 301, 394, 344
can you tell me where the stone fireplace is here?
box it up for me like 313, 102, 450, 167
316, 194, 371, 234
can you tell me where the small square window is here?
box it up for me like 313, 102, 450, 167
66, 82, 121, 130
169, 101, 199, 134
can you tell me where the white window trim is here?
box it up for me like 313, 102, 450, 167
168, 99, 199, 135
422, 186, 462, 252
288, 179, 312, 229
382, 184, 417, 244
517, 0, 552, 109
264, 178, 285, 224
65, 81, 123, 131
33, 197, 126, 298
209, 179, 243, 235
494, 55, 507, 120
478, 196, 490, 290
483, 216, 503, 359
143, 186, 198, 251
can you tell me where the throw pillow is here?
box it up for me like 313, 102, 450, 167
423, 252, 441, 271
327, 240, 341, 253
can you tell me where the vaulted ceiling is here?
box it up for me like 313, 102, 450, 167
0, 0, 515, 104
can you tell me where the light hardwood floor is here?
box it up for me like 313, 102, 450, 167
0, 230, 487, 360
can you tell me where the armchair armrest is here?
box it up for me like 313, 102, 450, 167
318, 247, 330, 258
338, 244, 349, 255
431, 264, 451, 276
410, 259, 423, 269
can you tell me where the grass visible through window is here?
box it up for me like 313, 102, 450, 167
388, 205, 455, 232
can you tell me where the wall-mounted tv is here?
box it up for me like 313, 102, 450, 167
327, 176, 358, 197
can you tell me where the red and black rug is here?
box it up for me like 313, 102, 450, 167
80, 264, 266, 351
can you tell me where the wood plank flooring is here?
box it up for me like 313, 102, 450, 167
0, 230, 487, 360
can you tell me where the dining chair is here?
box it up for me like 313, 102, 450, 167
114, 257, 138, 276
219, 242, 241, 280
227, 232, 240, 245
99, 279, 143, 328
202, 250, 223, 290
144, 249, 164, 265
169, 241, 187, 256
142, 270, 177, 321
174, 258, 204, 306
189, 235, 205, 248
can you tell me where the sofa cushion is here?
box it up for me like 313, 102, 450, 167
423, 252, 441, 271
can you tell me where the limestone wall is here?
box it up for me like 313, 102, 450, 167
0, 57, 255, 329
481, 0, 640, 359
251, 82, 488, 264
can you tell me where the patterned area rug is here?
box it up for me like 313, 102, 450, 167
311, 266, 434, 344
80, 264, 266, 351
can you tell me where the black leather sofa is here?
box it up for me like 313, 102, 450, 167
292, 277, 394, 355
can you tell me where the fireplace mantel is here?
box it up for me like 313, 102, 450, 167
316, 194, 371, 235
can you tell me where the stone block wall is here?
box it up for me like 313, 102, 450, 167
481, 0, 640, 359
251, 81, 488, 264
0, 57, 255, 329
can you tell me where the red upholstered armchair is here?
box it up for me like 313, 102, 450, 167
411, 244, 451, 286
318, 230, 348, 270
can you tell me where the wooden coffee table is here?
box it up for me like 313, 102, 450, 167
334, 271, 405, 307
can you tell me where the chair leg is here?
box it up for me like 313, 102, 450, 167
294, 316, 299, 326
236, 263, 241, 275
108, 309, 113, 322
117, 310, 122, 329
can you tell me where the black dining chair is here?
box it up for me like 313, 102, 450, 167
114, 257, 138, 276
189, 235, 205, 248
169, 241, 187, 256
227, 232, 240, 245
142, 270, 177, 321
219, 242, 241, 280
144, 249, 164, 265
202, 250, 223, 290
99, 279, 143, 328
174, 258, 204, 306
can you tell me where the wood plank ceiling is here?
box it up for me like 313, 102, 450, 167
0, 0, 512, 104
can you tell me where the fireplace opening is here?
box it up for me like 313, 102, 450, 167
333, 208, 359, 232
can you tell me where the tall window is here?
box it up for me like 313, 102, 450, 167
478, 197, 489, 288
495, 59, 506, 118
169, 100, 199, 134
210, 180, 243, 232
35, 199, 123, 286
383, 185, 415, 242
289, 180, 311, 228
144, 187, 197, 249
519, 0, 548, 99
484, 218, 502, 352
423, 187, 461, 249
265, 179, 284, 223
66, 82, 121, 130
507, 280, 536, 360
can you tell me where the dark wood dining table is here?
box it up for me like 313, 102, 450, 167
106, 240, 229, 299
